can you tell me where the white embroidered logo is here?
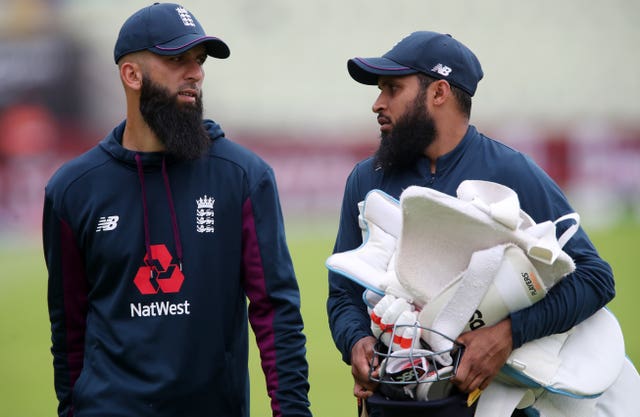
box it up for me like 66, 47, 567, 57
176, 6, 196, 27
196, 195, 215, 233
431, 63, 453, 77
96, 216, 120, 232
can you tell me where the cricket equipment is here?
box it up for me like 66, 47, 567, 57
327, 126, 619, 417
593, 357, 640, 417
328, 180, 637, 416
396, 181, 577, 308
326, 189, 413, 302
396, 182, 578, 357
370, 294, 420, 350
474, 307, 631, 417
327, 182, 576, 356
369, 324, 463, 402
417, 243, 548, 359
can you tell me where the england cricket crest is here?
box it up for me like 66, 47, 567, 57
196, 195, 215, 233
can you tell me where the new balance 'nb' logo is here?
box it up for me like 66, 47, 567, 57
96, 216, 120, 232
431, 63, 452, 77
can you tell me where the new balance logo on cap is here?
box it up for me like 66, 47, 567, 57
431, 63, 452, 77
96, 215, 119, 232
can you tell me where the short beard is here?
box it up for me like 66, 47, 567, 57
374, 91, 436, 172
139, 75, 210, 161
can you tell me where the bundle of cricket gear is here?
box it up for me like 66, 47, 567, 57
327, 180, 640, 417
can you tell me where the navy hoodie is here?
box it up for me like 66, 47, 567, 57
43, 120, 311, 417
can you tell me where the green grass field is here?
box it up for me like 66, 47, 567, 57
0, 218, 638, 417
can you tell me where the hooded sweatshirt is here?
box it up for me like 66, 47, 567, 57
43, 120, 311, 417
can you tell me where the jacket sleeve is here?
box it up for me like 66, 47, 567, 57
240, 167, 311, 417
43, 192, 89, 417
506, 158, 615, 348
326, 167, 373, 364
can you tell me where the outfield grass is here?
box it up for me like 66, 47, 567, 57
0, 218, 638, 417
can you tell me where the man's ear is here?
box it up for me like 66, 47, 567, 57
120, 61, 143, 90
430, 79, 452, 107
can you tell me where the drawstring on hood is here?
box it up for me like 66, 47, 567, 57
102, 119, 226, 276
135, 153, 184, 272
161, 157, 183, 270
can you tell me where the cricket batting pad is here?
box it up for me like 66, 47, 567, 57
396, 181, 578, 308
396, 181, 577, 356
326, 189, 413, 301
417, 244, 548, 356
474, 308, 629, 417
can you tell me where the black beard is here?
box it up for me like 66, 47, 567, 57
139, 76, 210, 160
374, 94, 436, 172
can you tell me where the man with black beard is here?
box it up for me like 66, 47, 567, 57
327, 31, 614, 416
373, 77, 436, 172
43, 3, 311, 417
138, 75, 210, 161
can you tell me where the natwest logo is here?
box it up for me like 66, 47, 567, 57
134, 244, 184, 294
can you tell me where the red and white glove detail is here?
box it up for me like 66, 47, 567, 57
370, 295, 421, 350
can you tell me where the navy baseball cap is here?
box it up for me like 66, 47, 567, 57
114, 2, 230, 64
348, 31, 483, 96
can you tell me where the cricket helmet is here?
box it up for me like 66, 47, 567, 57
369, 323, 464, 402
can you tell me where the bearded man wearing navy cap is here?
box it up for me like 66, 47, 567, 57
327, 31, 615, 416
43, 3, 311, 417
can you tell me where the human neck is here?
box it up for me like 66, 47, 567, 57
425, 120, 469, 172
122, 112, 165, 153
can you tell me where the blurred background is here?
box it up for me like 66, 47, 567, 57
0, 0, 638, 415
1, 0, 639, 234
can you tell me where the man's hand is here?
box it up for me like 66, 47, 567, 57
452, 318, 513, 393
350, 336, 378, 399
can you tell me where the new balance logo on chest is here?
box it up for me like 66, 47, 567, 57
96, 215, 120, 232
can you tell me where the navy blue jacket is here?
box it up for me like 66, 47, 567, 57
327, 125, 614, 364
43, 120, 311, 417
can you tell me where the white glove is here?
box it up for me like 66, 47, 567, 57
370, 294, 421, 351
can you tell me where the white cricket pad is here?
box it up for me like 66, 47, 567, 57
326, 189, 412, 299
396, 181, 577, 307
